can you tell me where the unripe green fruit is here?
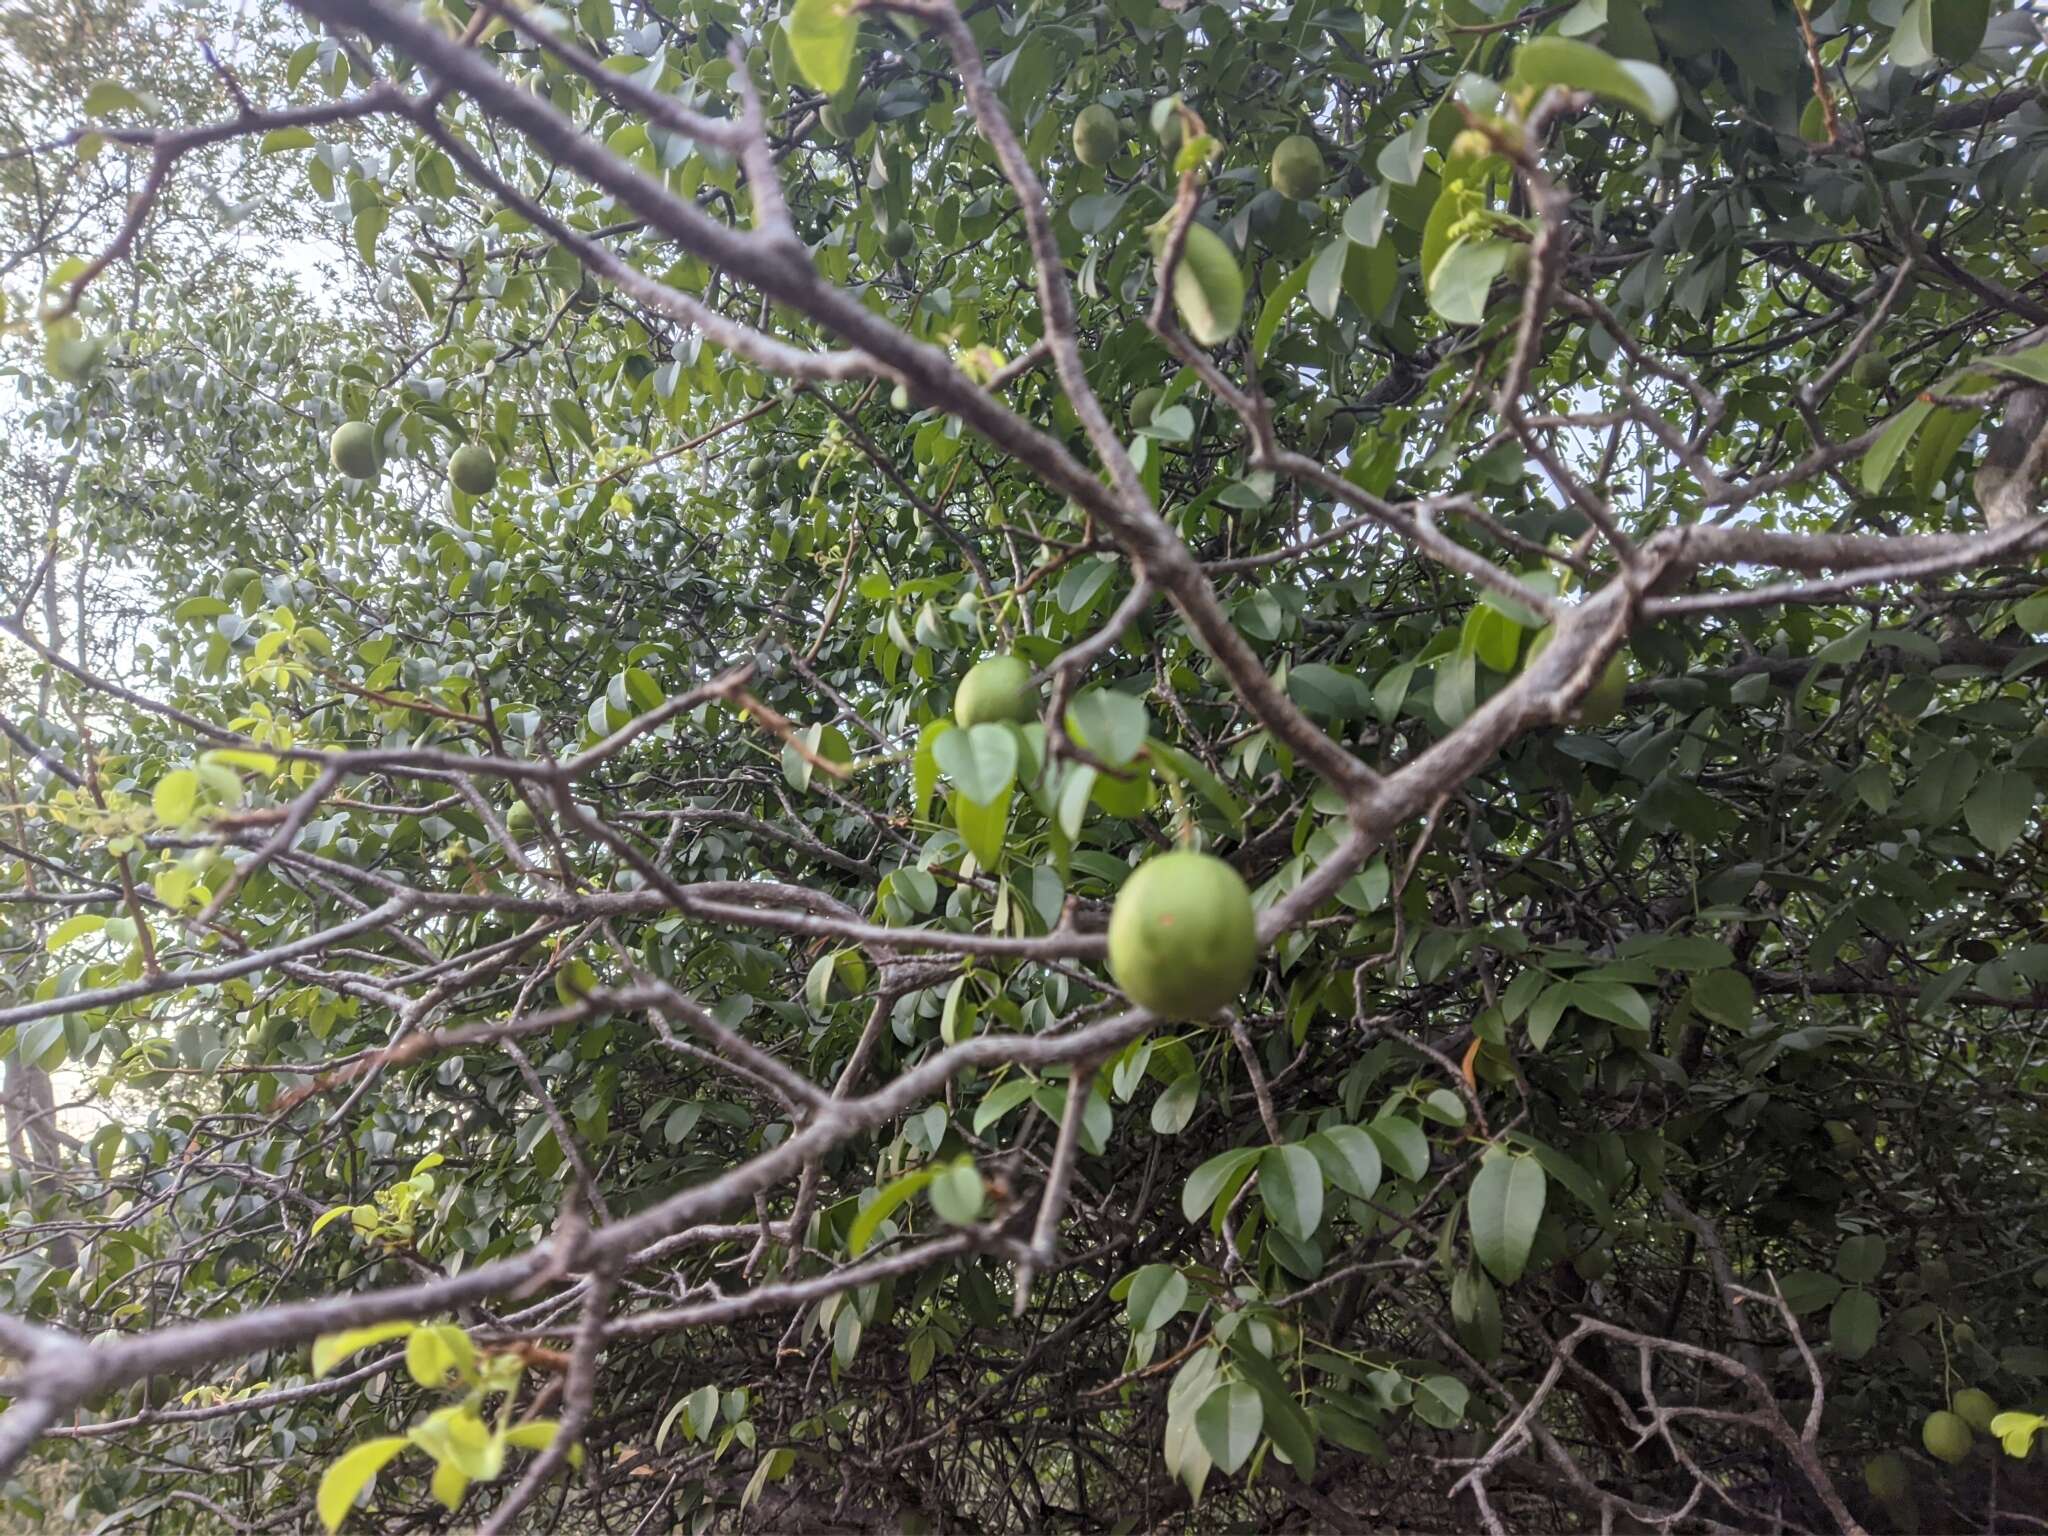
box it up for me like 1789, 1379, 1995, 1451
884, 222, 915, 260
747, 455, 773, 481
1922, 1409, 1971, 1465
1107, 851, 1258, 1019
1953, 1388, 1997, 1431
506, 800, 535, 837
1073, 104, 1119, 168
221, 566, 259, 596
953, 654, 1038, 727
1863, 1452, 1910, 1503
448, 443, 498, 497
1951, 1322, 1975, 1349
1150, 221, 1245, 349
1270, 134, 1324, 200
329, 421, 378, 479
567, 276, 601, 314
2032, 1262, 2048, 1291
1851, 351, 1889, 388
1129, 386, 1163, 430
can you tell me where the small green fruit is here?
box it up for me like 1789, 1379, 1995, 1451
1952, 1388, 1997, 1432
1107, 850, 1258, 1019
220, 567, 259, 597
329, 421, 378, 480
884, 222, 915, 260
506, 800, 535, 837
1863, 1452, 1910, 1503
747, 455, 773, 481
1073, 103, 1119, 168
448, 443, 498, 497
2032, 1262, 2048, 1291
1922, 1409, 1971, 1465
1129, 386, 1163, 430
953, 654, 1038, 728
1269, 134, 1324, 200
1150, 221, 1245, 348
567, 276, 601, 314
1851, 351, 1890, 388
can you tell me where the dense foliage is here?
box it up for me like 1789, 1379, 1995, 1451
4, 0, 2048, 1530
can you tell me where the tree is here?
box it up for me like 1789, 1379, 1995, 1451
3, 0, 2046, 1529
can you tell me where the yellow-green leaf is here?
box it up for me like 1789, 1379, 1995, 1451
317, 1437, 409, 1532
312, 1321, 418, 1377
786, 0, 856, 95
152, 769, 200, 826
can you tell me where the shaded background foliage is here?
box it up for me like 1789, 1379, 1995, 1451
2, 0, 2048, 1531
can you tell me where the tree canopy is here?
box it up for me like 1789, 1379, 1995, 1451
4, 0, 2048, 1530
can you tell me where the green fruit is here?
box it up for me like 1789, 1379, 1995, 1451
1919, 1260, 1952, 1298
1952, 1388, 1997, 1432
1951, 1322, 1976, 1349
221, 567, 259, 596
1851, 351, 1890, 388
1150, 221, 1245, 349
747, 455, 773, 481
1107, 850, 1258, 1019
1572, 1245, 1614, 1281
884, 222, 915, 260
567, 276, 601, 314
1922, 1409, 1972, 1465
1270, 134, 1324, 200
1129, 386, 1163, 430
329, 421, 378, 480
2032, 1262, 2048, 1291
1863, 1452, 1910, 1503
953, 654, 1038, 728
506, 800, 535, 837
1073, 104, 1119, 168
448, 443, 498, 497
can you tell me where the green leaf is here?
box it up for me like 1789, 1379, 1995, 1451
1829, 1288, 1880, 1361
1468, 1149, 1546, 1285
1511, 36, 1676, 121
952, 784, 1013, 870
1861, 399, 1934, 494
1251, 260, 1313, 366
1689, 969, 1755, 1031
45, 914, 106, 953
1125, 1264, 1189, 1333
84, 78, 157, 117
1303, 1125, 1382, 1200
1182, 1147, 1260, 1224
1835, 1234, 1887, 1285
1412, 1374, 1469, 1429
973, 1076, 1038, 1135
1963, 770, 2033, 855
1259, 1143, 1324, 1239
313, 1322, 418, 1377
152, 769, 200, 826
504, 1418, 584, 1467
1427, 239, 1511, 326
317, 1437, 410, 1532
928, 1159, 984, 1225
1367, 1115, 1429, 1182
261, 126, 317, 153
1194, 1381, 1262, 1475
786, 0, 857, 95
1065, 689, 1149, 767
848, 1168, 935, 1253
933, 722, 1018, 806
